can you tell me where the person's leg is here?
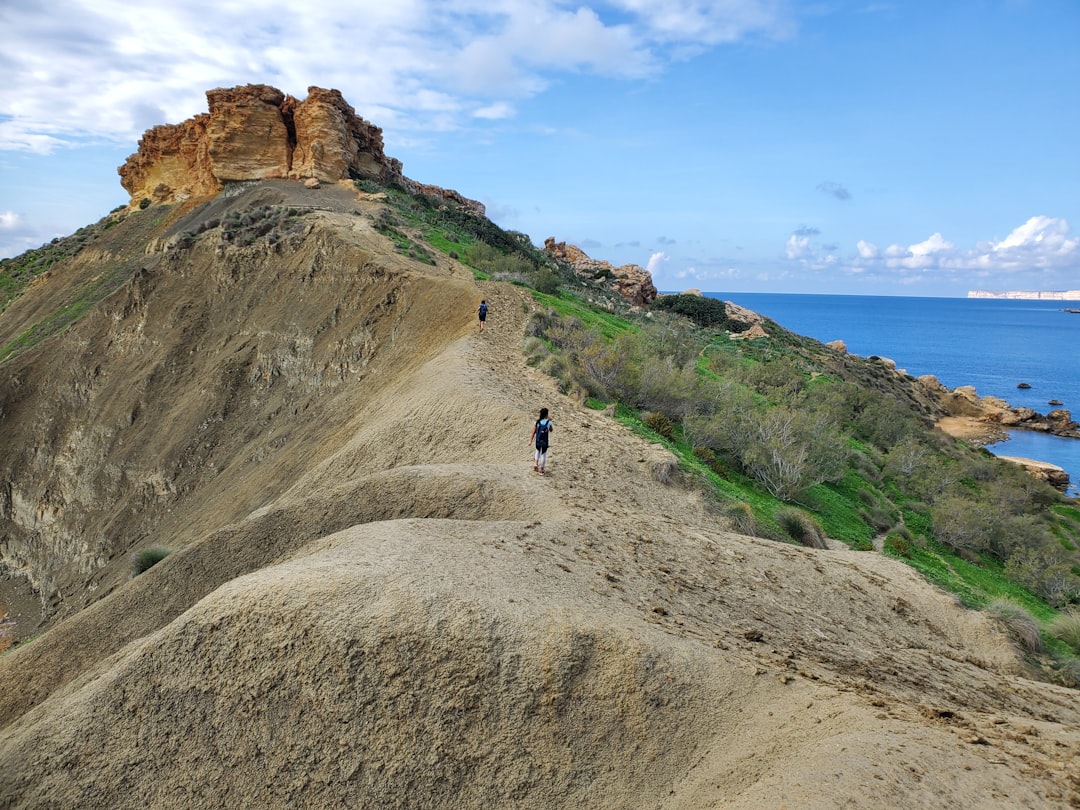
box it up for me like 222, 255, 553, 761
538, 448, 547, 474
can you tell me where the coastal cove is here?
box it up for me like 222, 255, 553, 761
702, 292, 1080, 497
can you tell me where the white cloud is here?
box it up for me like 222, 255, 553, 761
785, 232, 811, 259
882, 232, 955, 270
0, 211, 21, 230
646, 250, 669, 276
609, 0, 793, 44
473, 102, 517, 120
989, 215, 1079, 264
0, 1, 794, 154
785, 216, 1080, 290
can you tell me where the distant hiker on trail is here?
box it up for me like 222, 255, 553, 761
477, 300, 488, 332
530, 407, 553, 476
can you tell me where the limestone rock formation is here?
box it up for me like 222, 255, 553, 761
543, 238, 657, 306
118, 84, 483, 215
996, 456, 1071, 490
205, 84, 293, 182
723, 301, 767, 332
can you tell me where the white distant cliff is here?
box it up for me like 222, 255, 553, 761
968, 289, 1080, 300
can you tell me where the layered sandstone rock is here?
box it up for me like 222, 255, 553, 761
118, 84, 440, 207
286, 86, 402, 186
543, 238, 657, 306
205, 84, 292, 182
117, 114, 219, 203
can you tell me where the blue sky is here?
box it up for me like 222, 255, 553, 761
2, 1, 1078, 296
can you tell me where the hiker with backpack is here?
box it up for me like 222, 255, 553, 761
530, 407, 553, 476
477, 300, 488, 332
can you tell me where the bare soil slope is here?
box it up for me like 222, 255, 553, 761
1, 184, 1077, 808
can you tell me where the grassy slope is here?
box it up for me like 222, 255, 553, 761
527, 285, 1080, 671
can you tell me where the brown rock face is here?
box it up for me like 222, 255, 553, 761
205, 85, 291, 181
543, 238, 658, 307
117, 115, 219, 203
287, 86, 400, 185
119, 84, 407, 205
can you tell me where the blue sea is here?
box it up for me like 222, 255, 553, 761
703, 292, 1080, 497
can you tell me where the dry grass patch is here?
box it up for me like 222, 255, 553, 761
1048, 609, 1080, 653
987, 599, 1044, 655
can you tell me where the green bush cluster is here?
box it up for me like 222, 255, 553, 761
524, 288, 1080, 617
131, 546, 171, 576
651, 293, 747, 331
643, 411, 675, 440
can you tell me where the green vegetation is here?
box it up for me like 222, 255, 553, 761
521, 277, 1080, 685
354, 177, 568, 288
1049, 609, 1080, 653
0, 214, 123, 315
651, 293, 749, 331
0, 207, 173, 362
131, 546, 172, 576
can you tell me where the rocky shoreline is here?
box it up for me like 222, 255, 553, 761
821, 339, 1077, 492
925, 377, 1077, 491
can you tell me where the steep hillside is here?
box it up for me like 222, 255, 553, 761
1, 90, 1078, 804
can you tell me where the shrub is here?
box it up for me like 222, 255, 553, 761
131, 546, 171, 576
775, 507, 828, 549
532, 268, 561, 295
859, 505, 895, 532
883, 532, 913, 558
522, 336, 547, 365
636, 357, 704, 420
650, 454, 678, 484
693, 446, 716, 464
638, 313, 704, 366
1005, 541, 1080, 607
1055, 655, 1080, 688
738, 406, 849, 501
643, 411, 675, 440
986, 600, 1044, 654
650, 294, 739, 330
725, 501, 758, 536
931, 495, 992, 554
139, 198, 151, 210
1048, 610, 1080, 654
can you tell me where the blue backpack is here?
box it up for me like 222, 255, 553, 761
535, 418, 551, 446
479, 303, 488, 318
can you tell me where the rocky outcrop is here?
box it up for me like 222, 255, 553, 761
286, 86, 403, 187
996, 456, 1072, 491
118, 84, 482, 215
921, 376, 1080, 446
543, 238, 657, 307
